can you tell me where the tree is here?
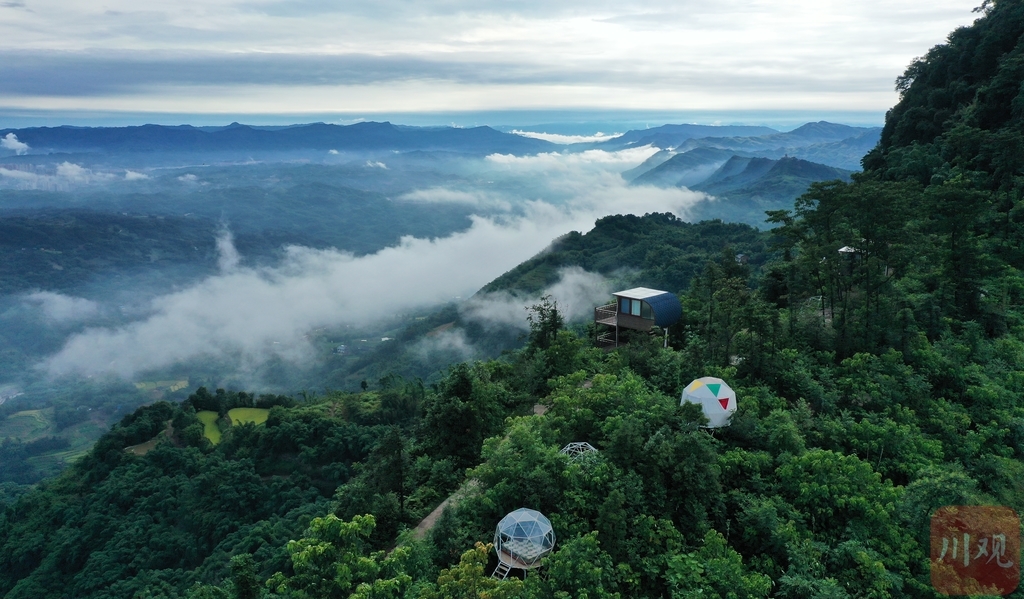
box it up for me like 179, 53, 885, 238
230, 554, 261, 599
266, 514, 413, 599
665, 530, 771, 599
524, 532, 620, 599
419, 542, 524, 599
526, 295, 564, 352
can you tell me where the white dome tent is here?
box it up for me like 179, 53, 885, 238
492, 508, 556, 579
681, 377, 737, 428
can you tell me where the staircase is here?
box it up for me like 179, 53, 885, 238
596, 332, 617, 349
492, 561, 512, 580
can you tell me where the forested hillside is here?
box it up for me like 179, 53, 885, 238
6, 3, 1024, 598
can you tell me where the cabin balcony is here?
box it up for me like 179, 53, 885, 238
594, 304, 658, 332
595, 304, 617, 326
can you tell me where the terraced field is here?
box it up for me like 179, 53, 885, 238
1, 409, 51, 439
196, 411, 222, 444
1, 408, 109, 477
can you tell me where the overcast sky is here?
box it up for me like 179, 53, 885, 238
0, 0, 980, 123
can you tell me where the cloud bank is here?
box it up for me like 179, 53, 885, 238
24, 291, 101, 324
2, 133, 29, 155
0, 2, 978, 114
512, 130, 619, 144
461, 266, 613, 332
0, 161, 115, 190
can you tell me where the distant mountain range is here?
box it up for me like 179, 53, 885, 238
629, 147, 739, 188
686, 156, 852, 225
0, 121, 556, 156
614, 121, 880, 172
0, 118, 874, 227
613, 121, 872, 226
595, 123, 779, 151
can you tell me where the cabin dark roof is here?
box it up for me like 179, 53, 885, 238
613, 287, 681, 327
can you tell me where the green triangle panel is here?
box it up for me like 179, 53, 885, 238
706, 383, 721, 396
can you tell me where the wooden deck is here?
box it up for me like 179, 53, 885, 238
593, 305, 655, 331
594, 304, 617, 326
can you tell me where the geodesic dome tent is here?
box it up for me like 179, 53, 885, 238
494, 508, 556, 569
559, 442, 598, 461
681, 376, 737, 428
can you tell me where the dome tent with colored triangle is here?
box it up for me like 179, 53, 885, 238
681, 377, 736, 428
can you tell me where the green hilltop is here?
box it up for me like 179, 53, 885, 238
8, 3, 1024, 597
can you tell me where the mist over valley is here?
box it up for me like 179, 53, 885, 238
0, 118, 876, 482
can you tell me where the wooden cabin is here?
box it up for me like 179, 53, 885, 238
594, 287, 682, 348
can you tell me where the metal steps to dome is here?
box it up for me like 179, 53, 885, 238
491, 561, 511, 580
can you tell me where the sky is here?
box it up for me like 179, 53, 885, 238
0, 0, 981, 126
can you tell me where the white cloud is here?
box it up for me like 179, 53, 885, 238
461, 267, 612, 331
56, 161, 88, 179
124, 169, 149, 180
328, 149, 339, 154
215, 228, 241, 272
55, 161, 116, 183
24, 291, 100, 323
365, 160, 387, 169
512, 130, 619, 144
178, 173, 198, 182
1, 132, 28, 155
409, 328, 478, 363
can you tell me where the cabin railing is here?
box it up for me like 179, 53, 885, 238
594, 304, 616, 324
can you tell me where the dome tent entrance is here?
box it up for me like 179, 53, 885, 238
493, 508, 556, 571
681, 377, 737, 428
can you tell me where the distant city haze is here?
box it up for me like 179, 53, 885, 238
0, 0, 978, 123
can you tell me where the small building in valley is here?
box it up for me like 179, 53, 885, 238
594, 287, 681, 348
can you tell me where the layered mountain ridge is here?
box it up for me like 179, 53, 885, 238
0, 121, 556, 156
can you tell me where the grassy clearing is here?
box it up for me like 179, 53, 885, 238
228, 408, 269, 426
196, 411, 221, 444
124, 437, 161, 456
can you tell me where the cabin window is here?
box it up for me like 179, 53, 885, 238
618, 297, 654, 318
